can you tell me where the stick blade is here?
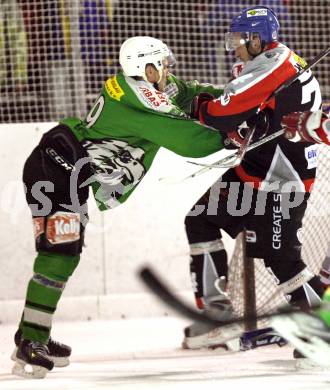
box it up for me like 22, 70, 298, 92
139, 266, 220, 326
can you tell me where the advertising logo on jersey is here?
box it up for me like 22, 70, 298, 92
138, 86, 170, 109
232, 62, 244, 79
304, 144, 318, 169
33, 217, 45, 240
105, 76, 124, 101
164, 82, 179, 98
293, 53, 307, 69
46, 212, 80, 244
247, 9, 268, 17
272, 193, 282, 250
82, 139, 146, 208
264, 51, 277, 59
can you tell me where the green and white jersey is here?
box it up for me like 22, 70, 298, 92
61, 72, 224, 211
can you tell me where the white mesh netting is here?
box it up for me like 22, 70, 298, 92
0, 1, 329, 122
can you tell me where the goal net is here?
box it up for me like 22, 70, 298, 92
1, 0, 328, 123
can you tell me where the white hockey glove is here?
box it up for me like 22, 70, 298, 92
282, 110, 330, 145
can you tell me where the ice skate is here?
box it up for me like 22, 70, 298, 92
11, 329, 71, 368
182, 277, 242, 350
272, 312, 330, 368
293, 349, 328, 370
11, 339, 54, 379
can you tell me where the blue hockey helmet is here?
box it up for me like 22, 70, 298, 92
225, 6, 280, 51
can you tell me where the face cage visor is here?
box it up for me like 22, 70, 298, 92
143, 50, 176, 83
163, 49, 176, 69
225, 31, 251, 52
157, 50, 176, 83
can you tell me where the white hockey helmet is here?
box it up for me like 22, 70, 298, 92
119, 36, 175, 82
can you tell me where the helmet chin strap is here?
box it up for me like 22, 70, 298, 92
245, 41, 265, 59
157, 68, 163, 84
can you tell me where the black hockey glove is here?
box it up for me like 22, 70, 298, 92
222, 109, 272, 150
190, 92, 215, 120
223, 127, 250, 149
246, 109, 271, 139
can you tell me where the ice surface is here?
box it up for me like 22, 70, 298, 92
1, 317, 329, 390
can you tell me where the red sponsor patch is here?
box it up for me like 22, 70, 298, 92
46, 212, 80, 244
33, 217, 45, 239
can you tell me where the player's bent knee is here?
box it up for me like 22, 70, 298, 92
33, 251, 80, 282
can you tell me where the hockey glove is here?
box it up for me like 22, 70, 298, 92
224, 110, 271, 149
224, 127, 250, 149
246, 109, 271, 139
282, 110, 330, 145
190, 92, 215, 120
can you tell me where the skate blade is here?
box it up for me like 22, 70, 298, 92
272, 315, 330, 367
11, 346, 69, 368
295, 358, 330, 370
12, 360, 50, 379
10, 347, 18, 362
51, 356, 70, 367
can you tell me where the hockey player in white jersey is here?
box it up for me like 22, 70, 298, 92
182, 6, 326, 350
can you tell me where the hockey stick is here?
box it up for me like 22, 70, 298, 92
158, 129, 284, 184
186, 128, 284, 171
160, 46, 330, 184
139, 266, 320, 327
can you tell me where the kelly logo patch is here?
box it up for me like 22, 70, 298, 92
46, 212, 80, 244
33, 217, 45, 240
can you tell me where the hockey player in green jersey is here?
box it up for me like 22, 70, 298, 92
11, 36, 228, 379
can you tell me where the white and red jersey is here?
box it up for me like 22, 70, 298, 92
313, 116, 330, 145
200, 42, 322, 193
